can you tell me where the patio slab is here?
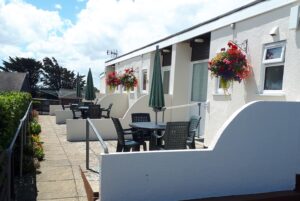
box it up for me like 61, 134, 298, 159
37, 115, 99, 200
37, 180, 77, 200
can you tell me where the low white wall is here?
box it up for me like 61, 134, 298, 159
66, 119, 117, 141
49, 105, 63, 116
68, 95, 172, 140
55, 110, 73, 124
100, 101, 300, 201
121, 94, 172, 126
99, 93, 129, 118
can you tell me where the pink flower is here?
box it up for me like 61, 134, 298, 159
223, 59, 231, 65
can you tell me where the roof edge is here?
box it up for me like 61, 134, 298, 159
105, 0, 265, 64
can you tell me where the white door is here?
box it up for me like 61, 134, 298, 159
190, 62, 208, 138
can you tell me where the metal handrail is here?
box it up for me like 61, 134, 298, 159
86, 118, 109, 170
2, 101, 32, 201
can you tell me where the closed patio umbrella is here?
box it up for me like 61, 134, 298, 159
149, 45, 165, 124
85, 68, 96, 100
76, 73, 81, 98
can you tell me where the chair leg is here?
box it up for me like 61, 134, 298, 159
116, 143, 123, 152
143, 142, 147, 151
191, 139, 196, 149
132, 145, 140, 151
123, 147, 131, 152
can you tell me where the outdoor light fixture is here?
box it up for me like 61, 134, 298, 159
194, 38, 204, 43
230, 23, 236, 29
162, 49, 170, 53
269, 26, 279, 36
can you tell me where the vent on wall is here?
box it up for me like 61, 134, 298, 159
289, 5, 300, 30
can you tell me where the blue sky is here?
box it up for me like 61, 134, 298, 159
25, 0, 85, 23
0, 0, 254, 89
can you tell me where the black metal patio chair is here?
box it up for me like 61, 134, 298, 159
111, 117, 146, 152
187, 115, 201, 149
131, 113, 152, 141
87, 104, 102, 119
101, 103, 113, 118
70, 104, 81, 119
157, 121, 189, 150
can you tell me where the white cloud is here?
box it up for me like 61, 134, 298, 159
0, 0, 255, 89
55, 4, 62, 10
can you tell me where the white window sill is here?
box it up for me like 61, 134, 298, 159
212, 93, 231, 96
257, 91, 285, 97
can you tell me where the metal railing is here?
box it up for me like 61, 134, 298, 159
0, 101, 32, 201
86, 118, 109, 170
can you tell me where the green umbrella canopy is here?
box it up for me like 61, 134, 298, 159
76, 73, 82, 98
85, 68, 96, 100
149, 45, 165, 111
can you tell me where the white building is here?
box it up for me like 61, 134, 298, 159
102, 0, 300, 147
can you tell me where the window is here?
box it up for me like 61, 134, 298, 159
191, 62, 208, 102
162, 70, 170, 94
264, 65, 284, 90
262, 42, 285, 64
142, 69, 147, 91
262, 41, 285, 92
213, 77, 231, 95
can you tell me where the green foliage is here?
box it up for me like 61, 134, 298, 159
0, 92, 31, 150
30, 119, 41, 135
0, 57, 43, 92
32, 100, 41, 110
42, 57, 86, 90
31, 135, 44, 161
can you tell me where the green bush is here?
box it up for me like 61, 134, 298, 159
31, 134, 44, 161
0, 92, 31, 150
30, 119, 41, 135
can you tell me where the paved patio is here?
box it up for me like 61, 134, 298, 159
37, 115, 107, 201
36, 115, 205, 200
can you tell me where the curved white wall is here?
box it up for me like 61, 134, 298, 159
99, 93, 129, 118
100, 101, 300, 201
205, 3, 298, 146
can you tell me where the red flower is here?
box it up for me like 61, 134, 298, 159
208, 40, 251, 83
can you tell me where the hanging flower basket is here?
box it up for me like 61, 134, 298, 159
208, 41, 251, 92
120, 68, 138, 92
106, 71, 120, 92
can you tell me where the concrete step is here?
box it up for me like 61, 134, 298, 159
80, 166, 100, 201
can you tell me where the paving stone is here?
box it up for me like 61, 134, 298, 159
38, 198, 78, 201
78, 196, 88, 201
37, 180, 77, 200
37, 166, 74, 182
75, 179, 87, 197
39, 159, 71, 167
43, 153, 68, 160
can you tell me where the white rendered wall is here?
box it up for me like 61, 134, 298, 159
205, 3, 300, 145
100, 101, 300, 201
170, 42, 193, 121
99, 74, 106, 94
98, 93, 128, 118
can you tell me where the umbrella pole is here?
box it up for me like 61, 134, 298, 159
155, 110, 158, 125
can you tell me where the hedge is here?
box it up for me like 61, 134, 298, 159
0, 92, 31, 151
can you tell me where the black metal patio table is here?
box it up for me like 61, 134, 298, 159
78, 106, 89, 119
129, 122, 166, 150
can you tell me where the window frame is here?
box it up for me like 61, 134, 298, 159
260, 41, 286, 94
213, 77, 232, 95
162, 66, 171, 94
190, 60, 208, 102
262, 41, 286, 64
141, 69, 148, 94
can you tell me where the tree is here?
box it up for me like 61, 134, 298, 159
42, 57, 85, 90
42, 57, 62, 90
0, 57, 43, 92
